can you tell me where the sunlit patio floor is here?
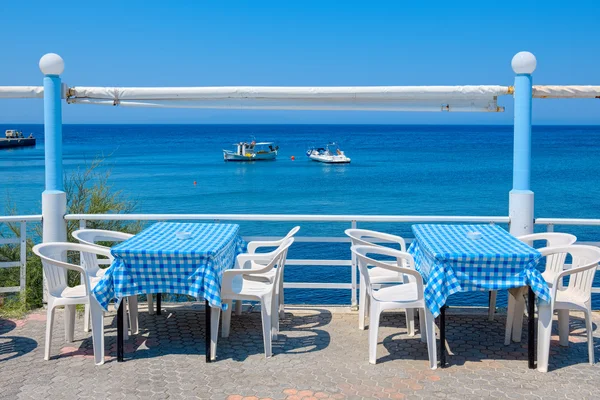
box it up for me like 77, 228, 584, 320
2, 303, 600, 399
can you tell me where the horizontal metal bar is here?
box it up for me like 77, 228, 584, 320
593, 288, 600, 294
65, 213, 509, 223
244, 236, 352, 243
0, 238, 20, 245
286, 259, 352, 266
0, 215, 42, 222
283, 283, 352, 289
0, 261, 21, 269
0, 286, 21, 293
535, 218, 600, 226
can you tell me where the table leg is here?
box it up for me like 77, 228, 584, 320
205, 299, 212, 363
528, 287, 535, 369
156, 293, 162, 315
439, 305, 446, 368
117, 301, 124, 362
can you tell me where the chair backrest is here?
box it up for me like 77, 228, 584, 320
72, 229, 133, 274
351, 245, 423, 303
540, 245, 600, 303
518, 233, 577, 281
72, 229, 133, 247
517, 232, 577, 248
270, 238, 295, 288
32, 242, 112, 298
345, 229, 406, 251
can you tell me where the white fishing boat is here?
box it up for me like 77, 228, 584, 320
223, 141, 278, 162
306, 142, 351, 164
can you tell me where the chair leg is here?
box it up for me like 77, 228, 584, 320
44, 304, 56, 361
585, 308, 595, 365
424, 308, 438, 370
419, 308, 426, 343
271, 294, 279, 340
127, 296, 139, 335
368, 301, 380, 364
221, 300, 233, 338
512, 290, 527, 343
505, 289, 517, 345
488, 290, 497, 321
406, 308, 415, 336
210, 306, 220, 361
358, 275, 367, 330
147, 293, 154, 315
557, 309, 570, 347
83, 303, 91, 332
64, 305, 76, 343
89, 297, 105, 366
279, 276, 285, 319
260, 297, 273, 358
234, 300, 243, 316
537, 302, 553, 372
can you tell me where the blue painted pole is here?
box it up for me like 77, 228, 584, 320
509, 51, 536, 236
43, 75, 63, 191
39, 53, 67, 302
512, 73, 533, 191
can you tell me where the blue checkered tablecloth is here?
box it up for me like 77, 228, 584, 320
408, 224, 550, 317
92, 222, 245, 311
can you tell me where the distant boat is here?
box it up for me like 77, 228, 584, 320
306, 142, 351, 164
223, 140, 278, 162
0, 130, 36, 149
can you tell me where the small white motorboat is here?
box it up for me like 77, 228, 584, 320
223, 141, 278, 162
306, 142, 351, 164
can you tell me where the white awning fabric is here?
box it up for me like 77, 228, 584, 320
66, 85, 509, 112
0, 86, 44, 99
532, 85, 600, 99
1, 85, 598, 110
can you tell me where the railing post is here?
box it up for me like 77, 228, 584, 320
40, 53, 67, 303
509, 51, 536, 237
546, 223, 554, 232
20, 221, 27, 294
350, 220, 358, 310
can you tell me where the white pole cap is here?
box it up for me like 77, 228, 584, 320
39, 53, 65, 76
511, 51, 536, 74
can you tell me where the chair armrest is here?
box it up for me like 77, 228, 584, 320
550, 262, 598, 299
246, 239, 284, 254
235, 253, 278, 270
222, 266, 274, 289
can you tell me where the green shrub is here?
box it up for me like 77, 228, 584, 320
0, 158, 142, 317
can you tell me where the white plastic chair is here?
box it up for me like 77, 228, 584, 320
32, 242, 125, 365
536, 245, 600, 372
212, 238, 294, 359
351, 245, 437, 369
235, 226, 300, 318
72, 228, 145, 334
504, 232, 577, 345
345, 229, 415, 333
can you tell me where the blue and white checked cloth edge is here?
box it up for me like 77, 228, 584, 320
92, 223, 246, 311
409, 224, 550, 317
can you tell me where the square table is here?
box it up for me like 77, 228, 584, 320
408, 224, 550, 368
92, 222, 245, 362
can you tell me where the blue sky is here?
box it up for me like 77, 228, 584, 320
1, 1, 599, 124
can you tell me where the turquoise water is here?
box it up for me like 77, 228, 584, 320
2, 124, 600, 307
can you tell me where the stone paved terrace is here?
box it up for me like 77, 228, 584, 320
1, 303, 600, 400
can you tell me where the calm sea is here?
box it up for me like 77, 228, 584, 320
2, 124, 600, 308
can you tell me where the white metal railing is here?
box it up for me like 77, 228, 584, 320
0, 215, 42, 294
67, 213, 509, 307
3, 213, 600, 304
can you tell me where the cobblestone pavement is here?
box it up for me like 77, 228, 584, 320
1, 303, 600, 400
